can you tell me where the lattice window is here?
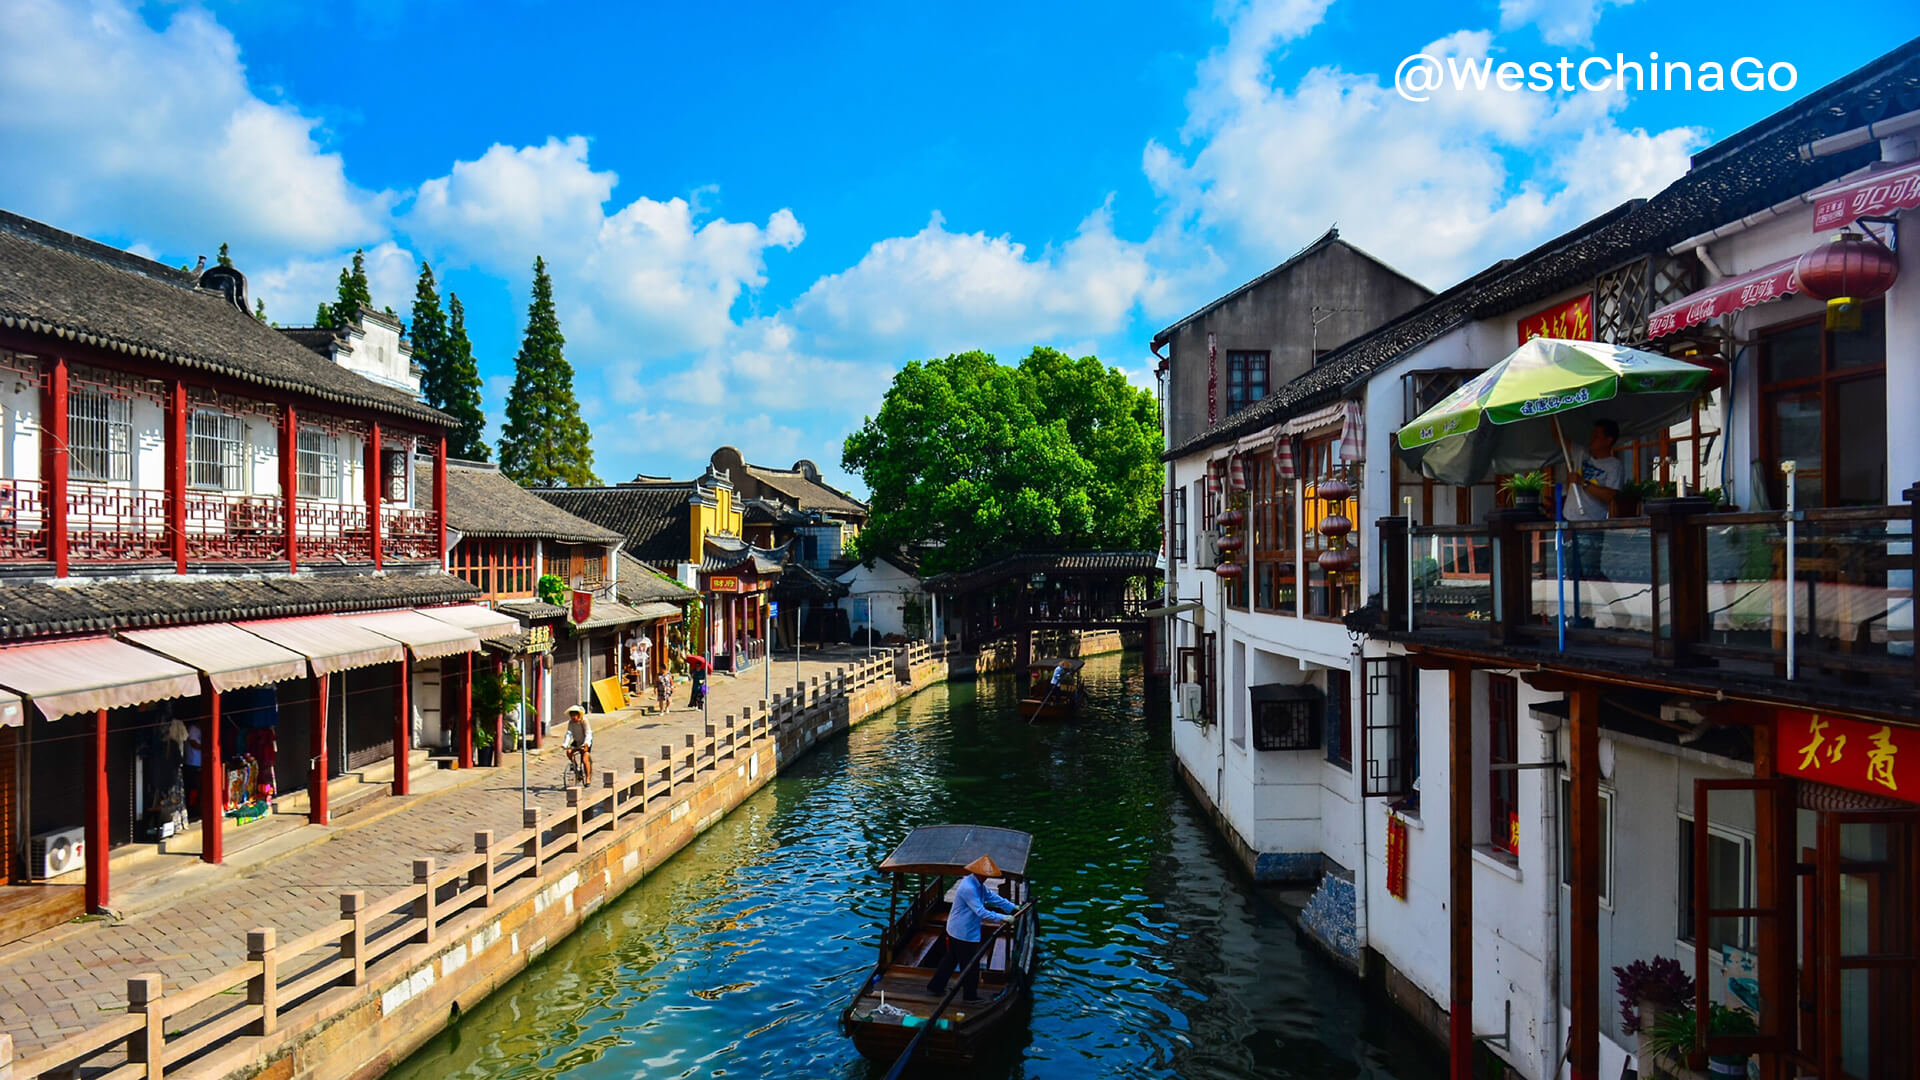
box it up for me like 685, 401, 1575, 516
297, 429, 340, 500
1597, 255, 1700, 344
1363, 656, 1418, 801
189, 409, 247, 492
1226, 351, 1269, 414
1401, 369, 1470, 425
1326, 668, 1351, 769
68, 387, 132, 484
1170, 487, 1188, 563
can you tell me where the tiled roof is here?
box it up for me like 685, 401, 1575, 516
534, 485, 694, 568
496, 598, 566, 621
773, 561, 849, 600
923, 550, 1160, 593
1164, 39, 1920, 461
1150, 227, 1428, 348
0, 570, 480, 642
615, 559, 696, 606
743, 464, 868, 517
700, 537, 786, 575
424, 459, 623, 544
0, 211, 454, 429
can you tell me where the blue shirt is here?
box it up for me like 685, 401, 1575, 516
945, 874, 1017, 942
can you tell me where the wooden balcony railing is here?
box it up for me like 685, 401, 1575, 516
1378, 486, 1920, 693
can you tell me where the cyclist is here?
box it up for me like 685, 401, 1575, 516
562, 705, 593, 784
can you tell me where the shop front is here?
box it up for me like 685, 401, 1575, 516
704, 572, 773, 672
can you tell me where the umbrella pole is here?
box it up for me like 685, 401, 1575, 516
1556, 519, 1567, 653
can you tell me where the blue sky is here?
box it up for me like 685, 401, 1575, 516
4, 1, 1915, 494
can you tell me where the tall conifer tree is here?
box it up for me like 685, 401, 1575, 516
329, 249, 373, 328
441, 294, 490, 460
498, 258, 595, 485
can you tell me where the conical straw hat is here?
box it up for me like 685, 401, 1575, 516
964, 854, 1001, 877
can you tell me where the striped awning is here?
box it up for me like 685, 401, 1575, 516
238, 616, 406, 676
122, 624, 311, 693
0, 688, 21, 728
340, 610, 481, 661
0, 637, 202, 722
419, 604, 522, 642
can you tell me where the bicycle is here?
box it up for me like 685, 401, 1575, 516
563, 747, 591, 788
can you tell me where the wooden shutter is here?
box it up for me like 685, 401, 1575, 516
1692, 778, 1796, 1056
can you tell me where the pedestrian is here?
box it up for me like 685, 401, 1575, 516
687, 652, 709, 708
655, 665, 673, 713
926, 854, 1017, 1002
632, 635, 652, 691
1562, 418, 1623, 521
183, 720, 204, 814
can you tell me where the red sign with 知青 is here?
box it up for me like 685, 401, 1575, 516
1517, 294, 1594, 345
1776, 709, 1917, 804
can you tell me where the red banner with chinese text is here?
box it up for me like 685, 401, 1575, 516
1776, 709, 1916, 804
1386, 814, 1409, 899
1517, 294, 1593, 345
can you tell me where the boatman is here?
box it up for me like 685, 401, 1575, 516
927, 854, 1018, 1003
1051, 660, 1069, 687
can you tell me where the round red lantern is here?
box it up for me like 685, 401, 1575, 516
1795, 232, 1899, 302
1318, 548, 1358, 574
1215, 532, 1246, 553
1317, 477, 1354, 503
1214, 561, 1245, 580
1218, 508, 1246, 529
1317, 513, 1353, 540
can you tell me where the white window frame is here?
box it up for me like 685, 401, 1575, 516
296, 428, 341, 500
68, 387, 132, 484
1676, 812, 1756, 952
188, 409, 247, 493
1558, 776, 1615, 908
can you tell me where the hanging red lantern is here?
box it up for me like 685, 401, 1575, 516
1218, 508, 1246, 529
1318, 548, 1358, 574
1317, 513, 1353, 540
1215, 532, 1246, 553
1795, 232, 1899, 302
1214, 561, 1245, 580
1317, 477, 1354, 503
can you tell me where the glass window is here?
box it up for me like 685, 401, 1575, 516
1677, 818, 1753, 952
68, 387, 131, 484
296, 429, 340, 500
1487, 676, 1518, 854
188, 409, 246, 493
1301, 435, 1357, 618
1251, 455, 1295, 612
1759, 306, 1886, 508
1559, 779, 1614, 905
1325, 668, 1351, 769
1171, 487, 1188, 563
1226, 352, 1268, 414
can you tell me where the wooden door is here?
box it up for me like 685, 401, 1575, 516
1815, 810, 1920, 1079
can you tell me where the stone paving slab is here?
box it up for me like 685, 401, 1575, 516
0, 648, 884, 1057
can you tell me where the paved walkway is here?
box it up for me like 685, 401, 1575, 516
0, 646, 883, 1055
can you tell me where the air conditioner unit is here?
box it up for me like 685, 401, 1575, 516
31, 826, 86, 879
1177, 682, 1206, 723
1195, 529, 1220, 570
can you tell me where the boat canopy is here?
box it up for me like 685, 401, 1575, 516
879, 825, 1033, 879
1026, 658, 1084, 671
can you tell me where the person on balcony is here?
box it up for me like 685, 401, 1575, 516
1562, 419, 1624, 613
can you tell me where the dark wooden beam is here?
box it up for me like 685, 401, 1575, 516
1568, 685, 1600, 1080
1448, 662, 1474, 1080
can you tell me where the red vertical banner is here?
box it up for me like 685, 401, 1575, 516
1386, 813, 1409, 899
1206, 331, 1218, 425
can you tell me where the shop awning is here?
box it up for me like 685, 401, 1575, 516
573, 600, 649, 631
1647, 256, 1800, 337
628, 602, 684, 622
1813, 159, 1920, 231
0, 689, 22, 729
341, 610, 481, 660
0, 637, 202, 722
238, 616, 406, 676
122, 624, 311, 693
418, 604, 522, 642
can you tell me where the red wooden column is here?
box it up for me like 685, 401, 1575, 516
366, 422, 384, 570
309, 673, 329, 824
434, 435, 449, 566
392, 653, 410, 796
530, 661, 544, 749
458, 651, 473, 769
280, 404, 299, 572
167, 381, 187, 574
43, 356, 69, 577
1447, 663, 1474, 1080
202, 679, 224, 863
85, 708, 108, 912
1568, 685, 1602, 1080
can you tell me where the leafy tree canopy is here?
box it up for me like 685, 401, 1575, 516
499, 257, 597, 486
842, 347, 1160, 574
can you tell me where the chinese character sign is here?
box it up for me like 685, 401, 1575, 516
1517, 293, 1594, 345
1777, 710, 1915, 803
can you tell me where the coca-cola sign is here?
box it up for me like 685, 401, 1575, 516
1811, 160, 1920, 232
1646, 256, 1800, 338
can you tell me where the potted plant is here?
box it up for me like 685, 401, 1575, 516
471, 664, 524, 765
1643, 1002, 1758, 1079
1615, 957, 1695, 1072
1500, 470, 1551, 512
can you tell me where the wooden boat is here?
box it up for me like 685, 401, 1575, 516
841, 825, 1039, 1070
1018, 658, 1084, 720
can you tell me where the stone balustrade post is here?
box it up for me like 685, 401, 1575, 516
247, 928, 278, 1035
472, 831, 495, 907
602, 771, 618, 827
565, 787, 583, 849
524, 808, 543, 870
340, 891, 366, 985
126, 975, 162, 1075
413, 859, 436, 944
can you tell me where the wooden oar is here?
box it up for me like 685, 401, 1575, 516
1027, 680, 1060, 725
880, 903, 1034, 1080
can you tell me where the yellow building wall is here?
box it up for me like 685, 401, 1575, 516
686, 489, 746, 562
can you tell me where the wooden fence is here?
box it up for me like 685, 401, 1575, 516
13, 654, 903, 1080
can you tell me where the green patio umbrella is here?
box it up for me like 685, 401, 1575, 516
1395, 337, 1714, 486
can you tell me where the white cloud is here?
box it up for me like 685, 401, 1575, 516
0, 0, 387, 258
1146, 25, 1701, 288
788, 203, 1208, 358
406, 136, 804, 353
251, 242, 418, 326
1498, 0, 1633, 48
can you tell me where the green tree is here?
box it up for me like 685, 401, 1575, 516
254, 298, 268, 324
313, 301, 332, 328
842, 347, 1159, 574
328, 248, 372, 328
440, 293, 490, 460
216, 242, 233, 268
498, 257, 596, 486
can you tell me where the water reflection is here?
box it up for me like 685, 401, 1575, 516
390, 654, 1443, 1079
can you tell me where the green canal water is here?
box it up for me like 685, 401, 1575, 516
388, 654, 1444, 1079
